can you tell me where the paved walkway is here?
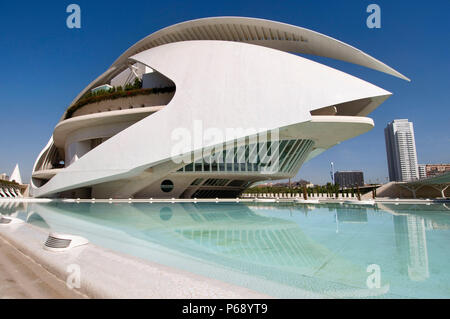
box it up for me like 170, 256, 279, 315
0, 236, 86, 299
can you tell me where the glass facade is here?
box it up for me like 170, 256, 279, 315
177, 139, 314, 175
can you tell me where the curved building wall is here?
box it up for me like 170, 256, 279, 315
30, 18, 406, 199
64, 121, 134, 165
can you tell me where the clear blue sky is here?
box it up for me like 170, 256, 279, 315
0, 0, 448, 184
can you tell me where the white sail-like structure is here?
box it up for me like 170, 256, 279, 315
30, 17, 408, 199
10, 164, 22, 185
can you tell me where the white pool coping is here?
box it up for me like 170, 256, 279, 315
0, 222, 271, 299
1, 197, 448, 205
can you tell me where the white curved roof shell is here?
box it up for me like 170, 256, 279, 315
67, 16, 409, 112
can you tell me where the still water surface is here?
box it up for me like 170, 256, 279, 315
1, 201, 449, 298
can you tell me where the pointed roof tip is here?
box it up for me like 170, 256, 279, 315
10, 163, 22, 185
396, 72, 411, 82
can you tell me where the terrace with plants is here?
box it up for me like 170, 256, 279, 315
65, 78, 175, 119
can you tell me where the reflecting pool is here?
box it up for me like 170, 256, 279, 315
1, 201, 450, 298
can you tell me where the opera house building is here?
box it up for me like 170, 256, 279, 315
31, 17, 408, 199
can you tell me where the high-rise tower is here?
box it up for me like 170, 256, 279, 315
384, 119, 419, 182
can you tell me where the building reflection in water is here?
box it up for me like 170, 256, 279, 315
1, 201, 450, 297
381, 203, 450, 282
394, 215, 429, 281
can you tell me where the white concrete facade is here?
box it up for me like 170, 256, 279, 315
418, 164, 427, 180
30, 17, 408, 199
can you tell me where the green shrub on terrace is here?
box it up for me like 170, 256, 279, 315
65, 83, 175, 119
243, 184, 345, 196
124, 78, 143, 91
133, 78, 143, 89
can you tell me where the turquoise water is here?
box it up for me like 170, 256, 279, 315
1, 201, 450, 298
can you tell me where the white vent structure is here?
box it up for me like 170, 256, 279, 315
44, 232, 89, 252
0, 215, 25, 225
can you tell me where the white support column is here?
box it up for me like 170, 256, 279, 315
431, 184, 449, 198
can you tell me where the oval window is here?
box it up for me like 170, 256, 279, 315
160, 207, 173, 221
160, 180, 174, 193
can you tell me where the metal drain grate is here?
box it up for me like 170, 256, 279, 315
0, 217, 12, 224
44, 236, 72, 249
